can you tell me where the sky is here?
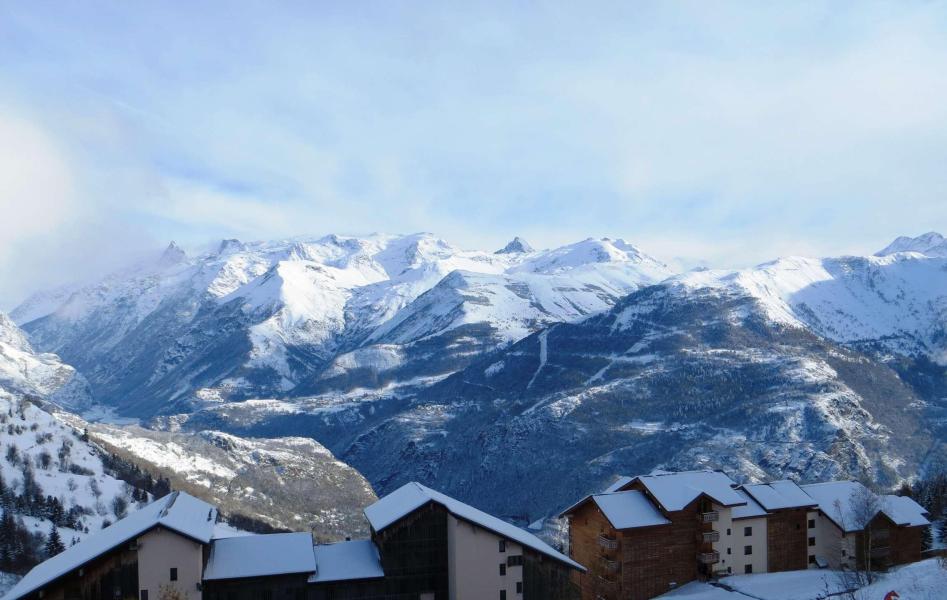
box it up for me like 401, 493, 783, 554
1, 1, 946, 308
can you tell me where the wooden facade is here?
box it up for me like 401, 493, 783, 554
765, 509, 808, 572
41, 544, 139, 600
567, 494, 708, 600
855, 513, 926, 572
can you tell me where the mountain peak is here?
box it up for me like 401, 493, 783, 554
495, 236, 534, 254
159, 241, 187, 266
876, 231, 946, 257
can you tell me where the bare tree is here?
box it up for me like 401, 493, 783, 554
834, 483, 883, 597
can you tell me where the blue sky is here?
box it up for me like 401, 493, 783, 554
1, 1, 946, 306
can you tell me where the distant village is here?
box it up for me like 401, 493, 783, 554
3, 470, 932, 600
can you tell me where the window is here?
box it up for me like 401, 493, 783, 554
727, 567, 732, 574
516, 582, 523, 594
726, 548, 731, 555
808, 555, 816, 564
744, 565, 753, 574
500, 564, 506, 576
841, 550, 847, 557
507, 555, 524, 567
726, 528, 731, 536
500, 591, 507, 600
744, 545, 752, 556
169, 568, 177, 582
140, 590, 148, 600
743, 526, 752, 536
808, 537, 816, 547
499, 539, 506, 552
808, 519, 816, 529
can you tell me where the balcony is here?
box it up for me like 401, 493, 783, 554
701, 511, 720, 523
701, 530, 720, 543
600, 557, 620, 573
697, 551, 720, 565
597, 534, 619, 551
870, 546, 891, 559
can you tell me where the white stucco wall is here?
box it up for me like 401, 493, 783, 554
732, 517, 768, 574
447, 514, 523, 600
137, 528, 204, 600
809, 512, 855, 570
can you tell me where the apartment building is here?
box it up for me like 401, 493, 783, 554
6, 484, 585, 600
561, 471, 930, 600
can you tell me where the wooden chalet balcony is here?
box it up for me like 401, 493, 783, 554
597, 533, 619, 551
870, 546, 891, 558
700, 511, 720, 523
697, 551, 720, 565
600, 557, 620, 573
701, 530, 720, 543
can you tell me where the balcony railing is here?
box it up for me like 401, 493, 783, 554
870, 546, 891, 558
701, 511, 720, 523
600, 557, 620, 573
697, 551, 720, 565
597, 534, 619, 551
702, 530, 720, 543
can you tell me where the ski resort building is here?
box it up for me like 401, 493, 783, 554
561, 470, 930, 600
5, 484, 584, 600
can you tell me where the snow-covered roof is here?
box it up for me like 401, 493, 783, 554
881, 495, 930, 528
203, 533, 317, 581
731, 489, 768, 520
801, 481, 931, 532
742, 480, 816, 511
5, 492, 217, 600
603, 476, 633, 493
591, 490, 671, 529
633, 470, 745, 511
309, 540, 385, 583
365, 482, 584, 571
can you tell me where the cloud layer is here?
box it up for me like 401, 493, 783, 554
1, 1, 946, 306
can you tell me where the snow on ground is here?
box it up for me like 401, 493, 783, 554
658, 560, 947, 600
0, 572, 22, 599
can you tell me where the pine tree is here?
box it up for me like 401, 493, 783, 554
45, 524, 65, 558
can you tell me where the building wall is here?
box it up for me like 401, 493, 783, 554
765, 509, 808, 572
137, 528, 204, 600
374, 502, 449, 599
727, 517, 768, 575
447, 514, 523, 600
567, 502, 620, 600
25, 544, 138, 600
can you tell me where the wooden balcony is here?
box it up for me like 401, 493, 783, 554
700, 511, 720, 523
597, 534, 619, 551
701, 530, 720, 543
697, 551, 720, 565
870, 546, 891, 558
600, 557, 620, 573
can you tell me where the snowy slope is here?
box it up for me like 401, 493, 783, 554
13, 234, 671, 415
0, 313, 91, 411
80, 424, 377, 540
877, 231, 947, 258
0, 392, 140, 550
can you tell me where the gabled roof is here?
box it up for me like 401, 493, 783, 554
5, 492, 217, 600
309, 540, 385, 583
731, 489, 768, 520
203, 533, 317, 581
883, 495, 930, 528
742, 480, 816, 511
590, 490, 670, 529
365, 482, 584, 571
801, 481, 931, 533
603, 476, 633, 493
633, 470, 745, 511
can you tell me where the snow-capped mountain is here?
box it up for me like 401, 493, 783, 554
12, 234, 672, 415
176, 238, 947, 523
74, 423, 377, 540
876, 231, 947, 257
0, 312, 92, 410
